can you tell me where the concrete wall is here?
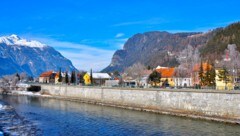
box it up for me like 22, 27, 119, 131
41, 85, 240, 123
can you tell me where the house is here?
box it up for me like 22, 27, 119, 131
54, 72, 66, 84
105, 80, 120, 87
156, 66, 175, 87
121, 73, 137, 87
39, 71, 55, 83
139, 70, 152, 88
214, 61, 240, 90
123, 80, 137, 87
83, 73, 111, 85
174, 78, 192, 88
215, 68, 234, 90
174, 66, 192, 88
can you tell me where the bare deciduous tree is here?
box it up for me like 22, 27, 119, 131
20, 72, 28, 81
174, 65, 189, 78
124, 63, 146, 86
221, 44, 240, 83
176, 45, 200, 77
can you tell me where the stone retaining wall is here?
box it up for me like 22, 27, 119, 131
41, 85, 240, 123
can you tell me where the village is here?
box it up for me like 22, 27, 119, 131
37, 44, 240, 91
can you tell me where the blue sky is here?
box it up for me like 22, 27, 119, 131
1, 0, 240, 71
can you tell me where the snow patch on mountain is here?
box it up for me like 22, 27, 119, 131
0, 34, 46, 48
0, 34, 77, 77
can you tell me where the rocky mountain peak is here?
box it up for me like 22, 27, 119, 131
0, 34, 46, 48
102, 31, 214, 73
0, 35, 76, 77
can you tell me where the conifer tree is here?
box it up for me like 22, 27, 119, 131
199, 61, 204, 86
209, 63, 216, 87
16, 73, 20, 81
58, 68, 62, 82
90, 69, 93, 85
65, 71, 69, 84
73, 70, 76, 83
204, 61, 211, 86
71, 70, 76, 84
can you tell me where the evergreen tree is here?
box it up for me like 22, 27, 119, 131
113, 71, 120, 77
73, 70, 76, 83
209, 63, 216, 87
218, 66, 230, 90
16, 73, 20, 81
65, 71, 69, 84
71, 70, 76, 84
199, 61, 204, 86
148, 70, 161, 87
58, 68, 62, 82
90, 69, 93, 85
79, 72, 86, 84
204, 61, 211, 86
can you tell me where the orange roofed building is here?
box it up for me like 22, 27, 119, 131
39, 71, 58, 83
39, 71, 53, 83
156, 66, 175, 87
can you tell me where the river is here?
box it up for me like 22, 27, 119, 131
0, 95, 240, 136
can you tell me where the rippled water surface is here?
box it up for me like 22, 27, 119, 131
0, 95, 240, 136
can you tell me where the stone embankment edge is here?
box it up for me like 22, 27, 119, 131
7, 90, 240, 125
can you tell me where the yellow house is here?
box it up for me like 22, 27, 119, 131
215, 69, 234, 90
83, 73, 91, 85
83, 72, 111, 85
156, 67, 175, 87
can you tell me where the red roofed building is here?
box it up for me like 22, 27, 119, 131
156, 67, 175, 87
39, 71, 56, 83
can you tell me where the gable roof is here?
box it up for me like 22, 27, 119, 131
40, 71, 53, 77
87, 73, 111, 79
156, 67, 175, 78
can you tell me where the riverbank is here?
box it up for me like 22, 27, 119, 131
6, 85, 240, 125
2, 94, 240, 135
0, 100, 41, 135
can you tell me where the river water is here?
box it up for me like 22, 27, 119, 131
0, 95, 240, 136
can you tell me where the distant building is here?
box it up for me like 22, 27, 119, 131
105, 80, 120, 87
214, 61, 240, 90
83, 73, 111, 86
54, 72, 66, 84
156, 66, 175, 87
39, 71, 55, 83
215, 68, 234, 90
139, 70, 152, 88
174, 78, 192, 88
123, 80, 137, 88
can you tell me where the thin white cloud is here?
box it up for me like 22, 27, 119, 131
31, 37, 115, 71
115, 33, 125, 38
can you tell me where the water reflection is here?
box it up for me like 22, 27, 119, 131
1, 95, 240, 136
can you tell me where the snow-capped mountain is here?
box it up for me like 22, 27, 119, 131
0, 34, 46, 48
0, 34, 77, 77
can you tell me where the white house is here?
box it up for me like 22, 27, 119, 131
174, 78, 192, 88
86, 72, 111, 85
